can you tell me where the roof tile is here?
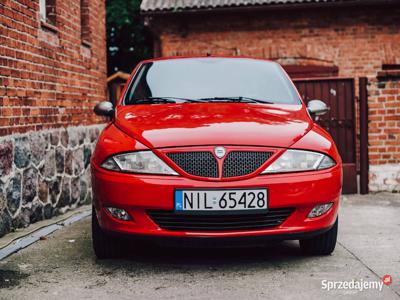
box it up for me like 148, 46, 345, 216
141, 0, 348, 12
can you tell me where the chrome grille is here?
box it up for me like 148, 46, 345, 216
222, 151, 273, 178
167, 152, 219, 178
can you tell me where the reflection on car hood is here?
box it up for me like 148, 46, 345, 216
114, 103, 312, 149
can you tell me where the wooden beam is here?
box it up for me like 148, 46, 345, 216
359, 77, 369, 194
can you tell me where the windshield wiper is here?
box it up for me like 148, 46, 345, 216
134, 97, 206, 104
197, 96, 274, 104
133, 96, 274, 105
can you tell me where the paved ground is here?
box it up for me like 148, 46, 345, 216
0, 193, 399, 300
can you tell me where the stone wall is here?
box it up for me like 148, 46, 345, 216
0, 0, 107, 237
0, 125, 103, 237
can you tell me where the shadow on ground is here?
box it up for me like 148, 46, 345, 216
0, 269, 29, 289
96, 240, 310, 270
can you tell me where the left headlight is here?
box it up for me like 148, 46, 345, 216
262, 149, 336, 174
101, 151, 179, 175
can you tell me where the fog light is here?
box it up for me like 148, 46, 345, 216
105, 207, 132, 221
308, 203, 333, 218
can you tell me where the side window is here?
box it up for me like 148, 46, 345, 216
81, 0, 91, 45
39, 0, 56, 26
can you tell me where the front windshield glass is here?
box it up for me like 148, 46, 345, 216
124, 58, 301, 105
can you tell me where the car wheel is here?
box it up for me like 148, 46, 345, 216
92, 206, 122, 259
300, 217, 338, 255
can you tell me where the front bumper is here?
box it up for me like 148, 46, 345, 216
104, 225, 335, 248
91, 163, 341, 239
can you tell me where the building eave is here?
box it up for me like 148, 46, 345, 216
141, 0, 399, 16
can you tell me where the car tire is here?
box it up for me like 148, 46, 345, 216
92, 206, 122, 259
300, 217, 338, 255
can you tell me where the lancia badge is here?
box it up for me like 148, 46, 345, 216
214, 146, 226, 159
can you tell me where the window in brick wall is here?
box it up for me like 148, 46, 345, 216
39, 0, 56, 27
81, 0, 91, 46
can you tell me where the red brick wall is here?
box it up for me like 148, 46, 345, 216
148, 5, 400, 191
368, 74, 400, 191
152, 6, 399, 80
0, 0, 107, 136
368, 77, 400, 166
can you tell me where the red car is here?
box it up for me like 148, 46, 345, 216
91, 57, 342, 259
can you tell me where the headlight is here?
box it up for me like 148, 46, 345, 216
101, 151, 179, 175
262, 149, 335, 174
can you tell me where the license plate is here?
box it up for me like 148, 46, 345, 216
174, 189, 268, 213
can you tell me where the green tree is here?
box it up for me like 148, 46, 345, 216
106, 0, 152, 75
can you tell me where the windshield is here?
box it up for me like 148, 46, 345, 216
124, 58, 301, 105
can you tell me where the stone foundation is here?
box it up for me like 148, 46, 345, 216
369, 164, 400, 193
0, 125, 103, 237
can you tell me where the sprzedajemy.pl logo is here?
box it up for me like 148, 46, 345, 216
321, 275, 392, 292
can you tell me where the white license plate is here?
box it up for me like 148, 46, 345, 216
174, 189, 267, 213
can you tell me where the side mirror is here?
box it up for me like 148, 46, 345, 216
307, 100, 329, 120
94, 101, 114, 117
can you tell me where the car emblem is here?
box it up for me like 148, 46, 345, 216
214, 146, 226, 159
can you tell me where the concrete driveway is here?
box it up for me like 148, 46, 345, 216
0, 193, 399, 300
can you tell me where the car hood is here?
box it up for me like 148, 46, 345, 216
114, 103, 312, 149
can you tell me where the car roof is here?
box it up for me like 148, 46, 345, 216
140, 55, 275, 64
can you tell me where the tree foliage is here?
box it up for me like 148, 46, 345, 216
106, 0, 152, 75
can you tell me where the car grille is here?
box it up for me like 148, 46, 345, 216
147, 208, 294, 231
167, 150, 273, 178
222, 151, 273, 178
167, 151, 219, 178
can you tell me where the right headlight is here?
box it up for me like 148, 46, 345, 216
261, 149, 336, 174
101, 151, 179, 175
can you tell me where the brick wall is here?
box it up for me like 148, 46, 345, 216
368, 73, 400, 192
0, 0, 106, 237
0, 0, 107, 136
152, 6, 400, 80
148, 5, 400, 192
